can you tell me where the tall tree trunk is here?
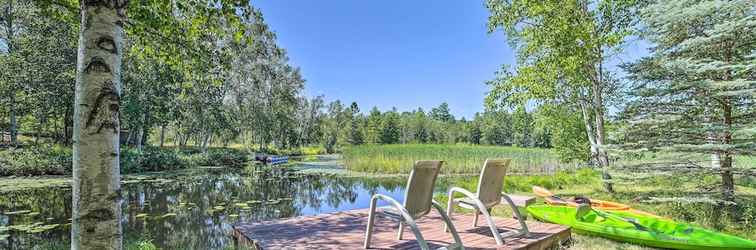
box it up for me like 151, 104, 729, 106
579, 99, 599, 161
159, 124, 166, 147
72, 1, 127, 249
5, 0, 17, 147
64, 105, 73, 145
9, 93, 17, 146
721, 99, 734, 202
580, 98, 613, 192
134, 124, 143, 150
590, 80, 613, 193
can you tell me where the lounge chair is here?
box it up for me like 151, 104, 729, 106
445, 159, 530, 245
364, 160, 464, 250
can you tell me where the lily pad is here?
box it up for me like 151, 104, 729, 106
26, 212, 40, 216
0, 234, 8, 240
266, 200, 281, 205
4, 210, 31, 215
160, 213, 177, 218
213, 206, 225, 210
229, 214, 239, 218
135, 213, 149, 219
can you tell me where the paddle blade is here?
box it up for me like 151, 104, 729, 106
532, 186, 555, 197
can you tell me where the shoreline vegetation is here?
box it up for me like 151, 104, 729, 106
343, 144, 572, 174
0, 140, 328, 177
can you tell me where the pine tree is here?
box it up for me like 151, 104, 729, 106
366, 107, 382, 144
430, 102, 454, 122
380, 108, 401, 144
347, 102, 363, 145
623, 0, 756, 202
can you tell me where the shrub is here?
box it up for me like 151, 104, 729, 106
0, 146, 72, 176
121, 147, 186, 174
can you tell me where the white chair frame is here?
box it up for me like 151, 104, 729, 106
445, 159, 530, 245
364, 161, 464, 250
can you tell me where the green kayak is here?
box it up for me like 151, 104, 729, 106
527, 204, 756, 250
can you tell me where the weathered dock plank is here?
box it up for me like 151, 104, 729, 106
233, 209, 570, 250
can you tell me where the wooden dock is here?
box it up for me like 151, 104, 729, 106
232, 209, 570, 250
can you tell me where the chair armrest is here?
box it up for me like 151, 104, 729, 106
368, 194, 430, 250
448, 187, 478, 202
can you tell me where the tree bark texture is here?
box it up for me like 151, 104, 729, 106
72, 1, 128, 249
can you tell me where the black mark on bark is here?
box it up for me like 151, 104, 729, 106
83, 208, 115, 222
96, 36, 117, 54
82, 0, 129, 17
84, 57, 110, 74
85, 80, 120, 134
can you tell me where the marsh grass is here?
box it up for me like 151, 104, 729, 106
343, 144, 570, 174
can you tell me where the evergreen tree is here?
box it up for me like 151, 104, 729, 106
366, 107, 382, 144
430, 102, 454, 122
623, 0, 756, 202
380, 108, 401, 144
414, 108, 430, 143
347, 102, 364, 145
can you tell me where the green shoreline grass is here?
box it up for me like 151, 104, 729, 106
343, 144, 570, 174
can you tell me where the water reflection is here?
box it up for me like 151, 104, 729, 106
0, 164, 458, 249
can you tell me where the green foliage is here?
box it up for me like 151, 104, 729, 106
512, 106, 533, 147
379, 109, 401, 144
0, 145, 253, 176
121, 147, 186, 173
621, 0, 756, 200
342, 144, 564, 174
535, 105, 591, 162
0, 145, 71, 176
448, 168, 598, 194
430, 102, 454, 122
622, 0, 756, 156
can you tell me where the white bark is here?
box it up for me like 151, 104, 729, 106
72, 1, 127, 249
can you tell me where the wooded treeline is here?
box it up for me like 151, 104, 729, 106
0, 1, 309, 153
0, 1, 559, 158
313, 101, 558, 155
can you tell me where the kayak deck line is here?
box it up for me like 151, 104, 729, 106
232, 208, 571, 249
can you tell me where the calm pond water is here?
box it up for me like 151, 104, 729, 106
0, 160, 465, 249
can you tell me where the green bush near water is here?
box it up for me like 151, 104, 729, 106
0, 146, 251, 176
0, 145, 72, 176
342, 144, 566, 174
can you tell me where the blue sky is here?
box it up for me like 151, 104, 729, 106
252, 0, 649, 119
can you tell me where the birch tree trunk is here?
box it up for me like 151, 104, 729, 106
591, 78, 613, 193
72, 1, 127, 249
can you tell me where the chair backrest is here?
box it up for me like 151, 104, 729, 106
476, 159, 511, 208
403, 160, 443, 219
